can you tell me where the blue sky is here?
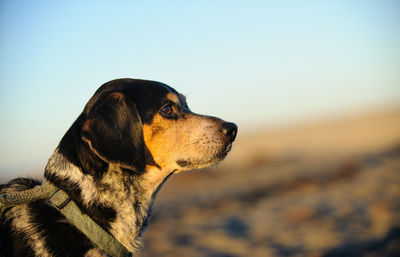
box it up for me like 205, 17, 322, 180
0, 0, 399, 179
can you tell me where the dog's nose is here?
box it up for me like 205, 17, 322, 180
221, 122, 238, 142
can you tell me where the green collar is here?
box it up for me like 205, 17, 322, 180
0, 181, 131, 257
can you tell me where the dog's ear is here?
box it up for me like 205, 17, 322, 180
81, 92, 145, 173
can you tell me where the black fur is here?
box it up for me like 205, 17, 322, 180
58, 114, 109, 180
81, 91, 145, 173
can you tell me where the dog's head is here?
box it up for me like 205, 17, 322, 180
80, 79, 237, 174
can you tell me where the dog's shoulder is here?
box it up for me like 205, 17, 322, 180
1, 178, 96, 257
1, 178, 41, 257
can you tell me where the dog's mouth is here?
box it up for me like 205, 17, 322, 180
176, 143, 233, 170
176, 157, 223, 170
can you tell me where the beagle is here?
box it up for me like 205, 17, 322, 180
0, 79, 237, 257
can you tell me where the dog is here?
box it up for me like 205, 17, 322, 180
0, 79, 237, 257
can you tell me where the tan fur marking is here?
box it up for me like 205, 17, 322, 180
82, 118, 96, 132
165, 92, 179, 103
109, 92, 125, 102
143, 111, 226, 172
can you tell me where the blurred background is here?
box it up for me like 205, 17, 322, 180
1, 1, 400, 256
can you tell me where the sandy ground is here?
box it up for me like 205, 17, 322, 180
135, 109, 400, 257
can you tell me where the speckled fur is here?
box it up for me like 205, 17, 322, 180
44, 150, 162, 252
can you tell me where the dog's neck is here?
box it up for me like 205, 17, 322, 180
44, 149, 173, 253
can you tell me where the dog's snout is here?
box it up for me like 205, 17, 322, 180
221, 122, 238, 142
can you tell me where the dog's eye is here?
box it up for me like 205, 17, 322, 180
161, 105, 172, 115
160, 104, 176, 118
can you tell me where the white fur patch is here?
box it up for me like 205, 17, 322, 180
45, 149, 100, 207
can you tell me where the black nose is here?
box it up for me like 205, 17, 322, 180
221, 122, 238, 142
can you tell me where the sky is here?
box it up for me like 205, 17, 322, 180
0, 0, 399, 179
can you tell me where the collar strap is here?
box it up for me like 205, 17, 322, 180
0, 181, 57, 216
48, 184, 132, 257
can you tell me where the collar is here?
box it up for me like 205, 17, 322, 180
0, 180, 131, 257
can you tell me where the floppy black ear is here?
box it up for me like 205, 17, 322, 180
81, 91, 145, 173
